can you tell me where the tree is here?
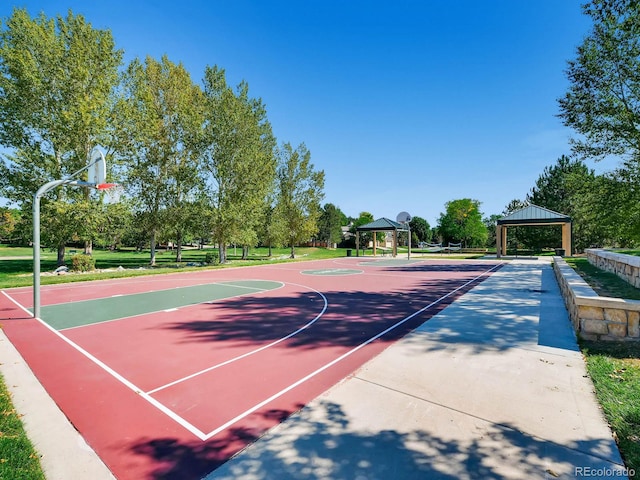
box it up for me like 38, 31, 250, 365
200, 66, 277, 264
0, 8, 122, 263
272, 143, 325, 258
0, 207, 17, 242
558, 0, 640, 163
526, 155, 599, 252
318, 203, 346, 246
409, 216, 431, 244
483, 213, 502, 248
115, 55, 203, 265
571, 167, 639, 248
437, 199, 487, 247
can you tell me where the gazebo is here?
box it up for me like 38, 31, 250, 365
496, 205, 572, 258
355, 217, 409, 257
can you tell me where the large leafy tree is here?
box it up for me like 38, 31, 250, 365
115, 55, 203, 265
272, 142, 325, 258
0, 8, 122, 263
200, 66, 277, 264
409, 216, 431, 244
437, 198, 487, 247
318, 203, 346, 246
559, 0, 640, 163
572, 166, 639, 247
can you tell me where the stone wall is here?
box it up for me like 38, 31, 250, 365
553, 257, 640, 341
585, 248, 640, 288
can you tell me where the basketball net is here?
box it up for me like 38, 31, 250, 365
95, 183, 122, 203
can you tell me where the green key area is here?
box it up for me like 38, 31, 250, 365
38, 280, 282, 330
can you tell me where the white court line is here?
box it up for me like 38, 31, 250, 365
2, 290, 34, 315
1, 263, 501, 442
200, 262, 503, 440
147, 282, 328, 395
1, 290, 208, 439
62, 279, 280, 307
59, 280, 285, 332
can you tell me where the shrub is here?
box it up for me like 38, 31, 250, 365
71, 254, 95, 272
204, 252, 218, 265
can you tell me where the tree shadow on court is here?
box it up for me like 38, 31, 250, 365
128, 399, 623, 479
162, 276, 479, 350
162, 262, 576, 355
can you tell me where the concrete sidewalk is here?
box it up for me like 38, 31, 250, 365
206, 259, 629, 480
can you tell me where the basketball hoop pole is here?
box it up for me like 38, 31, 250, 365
32, 150, 107, 319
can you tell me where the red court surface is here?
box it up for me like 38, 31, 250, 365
0, 257, 502, 479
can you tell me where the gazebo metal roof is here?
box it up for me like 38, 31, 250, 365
355, 217, 409, 232
497, 205, 570, 226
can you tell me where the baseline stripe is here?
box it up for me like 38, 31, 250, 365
1, 290, 208, 439
201, 263, 501, 440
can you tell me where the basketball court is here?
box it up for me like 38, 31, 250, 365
0, 256, 502, 479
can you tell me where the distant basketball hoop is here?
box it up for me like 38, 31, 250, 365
396, 211, 412, 259
96, 183, 117, 190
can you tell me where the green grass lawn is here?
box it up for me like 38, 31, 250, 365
0, 245, 347, 288
0, 374, 45, 480
567, 256, 640, 479
565, 257, 640, 300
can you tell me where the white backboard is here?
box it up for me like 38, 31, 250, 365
89, 149, 106, 185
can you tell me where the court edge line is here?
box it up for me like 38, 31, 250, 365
201, 262, 503, 440
1, 290, 209, 440
59, 280, 286, 332
1, 262, 500, 442
1, 289, 33, 315
3, 279, 330, 440
147, 283, 328, 394
36, 278, 284, 309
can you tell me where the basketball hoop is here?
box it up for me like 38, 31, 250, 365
96, 183, 117, 190
396, 211, 412, 260
96, 182, 123, 204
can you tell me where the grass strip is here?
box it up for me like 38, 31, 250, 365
580, 341, 640, 480
568, 257, 640, 479
564, 257, 640, 300
0, 374, 45, 480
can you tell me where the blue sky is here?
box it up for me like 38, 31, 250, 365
4, 1, 596, 225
